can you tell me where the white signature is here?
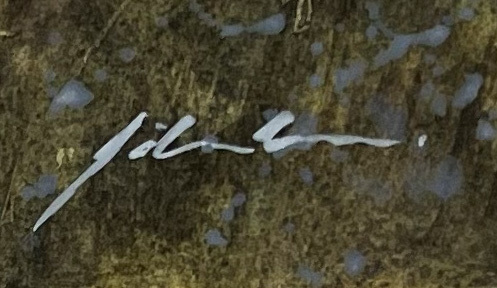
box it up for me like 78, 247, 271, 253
32, 111, 401, 232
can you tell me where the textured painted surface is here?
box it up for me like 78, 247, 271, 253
1, 0, 497, 287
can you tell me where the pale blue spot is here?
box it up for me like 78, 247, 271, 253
344, 249, 366, 277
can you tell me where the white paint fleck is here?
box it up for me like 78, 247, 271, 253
417, 134, 428, 147
155, 122, 168, 131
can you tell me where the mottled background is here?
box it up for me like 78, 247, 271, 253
1, 0, 497, 287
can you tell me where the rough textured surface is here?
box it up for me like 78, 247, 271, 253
93, 69, 108, 82
366, 94, 408, 141
1, 0, 497, 287
297, 264, 323, 287
333, 59, 368, 94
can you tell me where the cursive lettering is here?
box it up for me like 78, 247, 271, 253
32, 111, 401, 232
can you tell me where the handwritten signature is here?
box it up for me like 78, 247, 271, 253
32, 111, 401, 232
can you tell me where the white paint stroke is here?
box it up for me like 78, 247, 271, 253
253, 111, 401, 153
33, 112, 147, 232
153, 115, 254, 159
128, 140, 158, 160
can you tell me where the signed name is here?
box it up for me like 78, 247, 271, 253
32, 111, 401, 231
